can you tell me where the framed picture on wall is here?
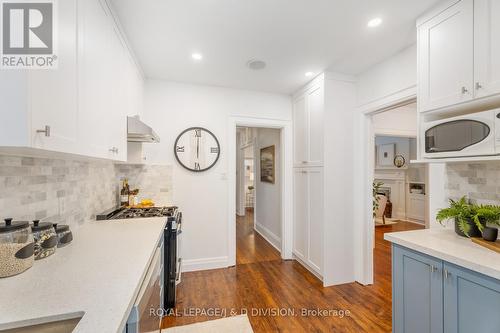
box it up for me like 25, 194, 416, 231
260, 145, 275, 184
377, 143, 395, 167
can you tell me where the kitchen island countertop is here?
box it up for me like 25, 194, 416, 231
385, 228, 500, 280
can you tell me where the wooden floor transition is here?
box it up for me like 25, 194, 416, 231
161, 209, 424, 332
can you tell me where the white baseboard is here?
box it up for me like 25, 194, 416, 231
254, 221, 281, 252
292, 253, 323, 281
181, 256, 229, 272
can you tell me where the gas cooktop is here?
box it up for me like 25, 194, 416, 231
96, 206, 178, 220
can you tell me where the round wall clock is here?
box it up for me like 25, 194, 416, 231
174, 127, 221, 172
393, 154, 406, 168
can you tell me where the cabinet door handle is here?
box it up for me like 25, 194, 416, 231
430, 264, 437, 273
109, 147, 118, 154
301, 161, 308, 164
476, 82, 482, 90
36, 125, 51, 137
444, 269, 451, 279
461, 86, 469, 94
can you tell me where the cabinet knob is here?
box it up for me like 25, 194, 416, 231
461, 86, 469, 94
444, 269, 451, 279
36, 125, 51, 137
476, 82, 483, 90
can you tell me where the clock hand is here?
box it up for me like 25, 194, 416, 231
197, 137, 200, 158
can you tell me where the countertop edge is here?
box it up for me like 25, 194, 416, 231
115, 222, 165, 333
384, 231, 500, 281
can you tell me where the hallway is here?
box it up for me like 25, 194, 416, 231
236, 209, 281, 265
162, 214, 423, 332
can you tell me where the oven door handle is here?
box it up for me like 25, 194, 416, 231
175, 258, 182, 282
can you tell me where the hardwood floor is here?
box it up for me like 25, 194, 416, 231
161, 210, 424, 332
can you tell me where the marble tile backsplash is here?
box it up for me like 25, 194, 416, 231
0, 154, 173, 229
445, 162, 500, 205
115, 164, 173, 206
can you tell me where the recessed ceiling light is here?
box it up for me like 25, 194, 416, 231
367, 17, 382, 28
305, 72, 314, 77
191, 53, 203, 60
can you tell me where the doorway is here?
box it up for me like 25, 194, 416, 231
227, 117, 293, 267
370, 102, 427, 284
236, 126, 283, 265
358, 94, 432, 285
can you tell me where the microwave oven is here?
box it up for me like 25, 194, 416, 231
422, 109, 500, 158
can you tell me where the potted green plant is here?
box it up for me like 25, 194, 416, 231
436, 197, 500, 238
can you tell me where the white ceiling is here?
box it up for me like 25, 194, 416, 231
111, 0, 441, 94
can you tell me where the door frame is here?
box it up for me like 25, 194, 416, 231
356, 86, 418, 285
227, 116, 293, 266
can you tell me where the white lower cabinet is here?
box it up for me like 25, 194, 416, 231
293, 167, 323, 276
407, 193, 425, 221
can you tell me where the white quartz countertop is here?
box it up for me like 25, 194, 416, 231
385, 228, 500, 280
0, 217, 166, 333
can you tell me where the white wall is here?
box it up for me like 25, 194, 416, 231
143, 80, 291, 271
374, 136, 411, 169
357, 44, 417, 107
323, 75, 358, 285
372, 102, 417, 137
255, 128, 281, 250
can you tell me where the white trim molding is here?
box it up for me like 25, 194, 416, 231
254, 221, 282, 252
182, 256, 229, 272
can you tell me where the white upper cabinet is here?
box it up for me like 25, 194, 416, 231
307, 86, 324, 165
0, 0, 79, 154
418, 0, 474, 112
293, 95, 308, 165
0, 0, 143, 161
418, 0, 500, 113
30, 0, 79, 154
292, 77, 324, 166
474, 0, 500, 99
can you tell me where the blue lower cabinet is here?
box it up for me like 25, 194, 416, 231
393, 244, 500, 333
443, 263, 500, 333
393, 245, 443, 333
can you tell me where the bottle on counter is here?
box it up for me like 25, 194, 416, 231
129, 189, 139, 207
120, 179, 129, 206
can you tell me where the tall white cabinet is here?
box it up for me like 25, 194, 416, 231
292, 75, 324, 277
292, 73, 357, 286
418, 0, 500, 113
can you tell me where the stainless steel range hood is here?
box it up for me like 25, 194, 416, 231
127, 116, 160, 143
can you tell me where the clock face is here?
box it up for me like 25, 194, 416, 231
174, 127, 221, 172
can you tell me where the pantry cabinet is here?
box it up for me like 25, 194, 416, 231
0, 0, 143, 161
418, 0, 500, 113
292, 78, 324, 167
393, 245, 500, 333
293, 168, 323, 276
